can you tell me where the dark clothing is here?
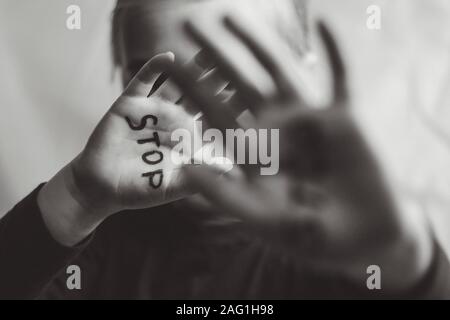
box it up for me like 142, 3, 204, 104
1, 184, 450, 299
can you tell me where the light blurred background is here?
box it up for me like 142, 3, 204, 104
1, 0, 449, 252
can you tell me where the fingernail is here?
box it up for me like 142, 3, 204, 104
165, 51, 175, 61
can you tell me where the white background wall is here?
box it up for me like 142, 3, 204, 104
0, 0, 120, 213
1, 0, 449, 251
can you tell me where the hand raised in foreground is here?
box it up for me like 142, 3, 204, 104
38, 52, 229, 246
167, 16, 434, 294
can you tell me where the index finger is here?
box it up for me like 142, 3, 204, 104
166, 61, 240, 135
123, 52, 175, 97
318, 22, 349, 107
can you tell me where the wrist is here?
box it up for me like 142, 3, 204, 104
374, 228, 432, 293
383, 202, 434, 293
37, 163, 108, 247
344, 204, 433, 294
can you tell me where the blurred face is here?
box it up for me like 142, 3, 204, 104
117, 0, 306, 87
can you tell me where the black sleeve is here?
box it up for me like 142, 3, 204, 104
0, 184, 92, 299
